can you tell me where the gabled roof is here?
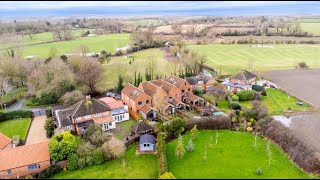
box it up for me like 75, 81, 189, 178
98, 97, 117, 104
230, 69, 257, 81
139, 81, 167, 97
186, 92, 204, 102
164, 75, 187, 88
0, 133, 11, 150
133, 120, 153, 134
150, 79, 176, 94
55, 108, 74, 128
140, 105, 153, 114
139, 134, 156, 144
122, 83, 149, 100
71, 98, 111, 118
0, 141, 50, 171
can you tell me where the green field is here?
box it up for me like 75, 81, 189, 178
0, 87, 27, 104
188, 44, 320, 75
241, 88, 312, 115
298, 18, 320, 23
0, 29, 95, 50
101, 48, 173, 90
0, 118, 31, 140
20, 33, 130, 58
167, 130, 311, 179
300, 23, 320, 36
51, 144, 158, 179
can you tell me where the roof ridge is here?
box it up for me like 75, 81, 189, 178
93, 98, 111, 110
0, 141, 48, 152
71, 100, 84, 118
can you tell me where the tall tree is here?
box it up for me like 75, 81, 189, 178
76, 58, 103, 94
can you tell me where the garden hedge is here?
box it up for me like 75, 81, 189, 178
236, 90, 255, 101
0, 110, 33, 122
186, 115, 231, 131
252, 85, 265, 92
261, 120, 320, 175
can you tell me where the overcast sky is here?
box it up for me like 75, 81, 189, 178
0, 1, 319, 17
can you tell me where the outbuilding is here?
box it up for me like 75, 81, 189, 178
139, 134, 156, 152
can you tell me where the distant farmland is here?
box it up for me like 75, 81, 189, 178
20, 33, 130, 58
188, 44, 320, 75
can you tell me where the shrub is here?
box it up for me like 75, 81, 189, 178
77, 158, 86, 169
67, 153, 78, 171
159, 172, 176, 179
157, 132, 168, 176
12, 135, 21, 145
298, 62, 308, 68
228, 101, 241, 110
194, 89, 203, 96
253, 92, 262, 101
92, 148, 105, 165
231, 94, 239, 101
236, 90, 255, 101
49, 131, 78, 162
186, 139, 194, 152
252, 85, 265, 92
190, 125, 198, 140
247, 122, 252, 127
36, 164, 61, 179
85, 155, 94, 166
261, 90, 267, 96
46, 106, 52, 118
164, 116, 187, 138
44, 118, 55, 138
175, 135, 186, 159
0, 110, 33, 122
257, 167, 262, 175
246, 127, 253, 132
101, 137, 126, 160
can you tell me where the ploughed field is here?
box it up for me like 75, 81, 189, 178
188, 44, 320, 75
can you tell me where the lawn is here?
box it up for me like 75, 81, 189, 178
166, 130, 312, 179
0, 29, 95, 50
300, 23, 320, 36
51, 144, 158, 179
240, 88, 312, 115
101, 48, 174, 90
0, 118, 31, 140
114, 120, 136, 140
21, 33, 130, 58
0, 87, 27, 104
217, 100, 229, 112
188, 44, 320, 75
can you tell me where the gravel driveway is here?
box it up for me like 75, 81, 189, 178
25, 115, 48, 145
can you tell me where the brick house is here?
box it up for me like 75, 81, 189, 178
121, 83, 152, 117
54, 96, 116, 135
122, 76, 204, 119
221, 69, 257, 93
0, 141, 51, 179
0, 133, 12, 150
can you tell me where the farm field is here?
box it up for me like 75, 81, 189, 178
0, 29, 95, 50
188, 44, 320, 75
241, 88, 312, 115
101, 48, 174, 91
166, 130, 312, 179
51, 144, 158, 179
265, 69, 320, 108
21, 33, 130, 58
300, 23, 320, 36
0, 118, 31, 140
124, 19, 167, 27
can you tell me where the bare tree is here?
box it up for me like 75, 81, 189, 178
171, 22, 183, 35
101, 137, 126, 159
76, 58, 103, 94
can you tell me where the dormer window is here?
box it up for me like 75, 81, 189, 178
138, 101, 142, 106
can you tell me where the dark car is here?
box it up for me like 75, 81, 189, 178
296, 102, 303, 106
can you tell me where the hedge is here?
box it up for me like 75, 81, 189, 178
186, 115, 231, 131
236, 90, 255, 101
261, 120, 320, 175
0, 110, 33, 122
228, 101, 241, 110
252, 85, 265, 92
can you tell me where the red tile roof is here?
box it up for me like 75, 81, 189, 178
0, 141, 50, 171
140, 105, 152, 114
0, 133, 11, 150
164, 75, 187, 88
99, 97, 124, 109
122, 83, 149, 100
99, 97, 117, 104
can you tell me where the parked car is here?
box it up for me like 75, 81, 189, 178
106, 92, 115, 97
296, 102, 303, 106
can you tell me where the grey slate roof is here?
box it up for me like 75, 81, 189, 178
221, 80, 252, 89
139, 134, 156, 144
70, 98, 111, 118
55, 108, 74, 128
230, 70, 257, 81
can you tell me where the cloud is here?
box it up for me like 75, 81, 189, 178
0, 1, 314, 11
